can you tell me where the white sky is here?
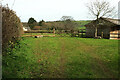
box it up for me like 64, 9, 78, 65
2, 0, 120, 22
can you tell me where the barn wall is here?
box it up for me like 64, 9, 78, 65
98, 27, 110, 39
102, 27, 110, 39
86, 26, 110, 38
97, 28, 103, 36
86, 27, 95, 38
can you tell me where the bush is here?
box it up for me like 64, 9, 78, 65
2, 6, 23, 50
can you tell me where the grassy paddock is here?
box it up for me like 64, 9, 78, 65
2, 37, 119, 78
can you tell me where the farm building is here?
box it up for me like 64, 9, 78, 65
23, 26, 31, 31
85, 17, 120, 39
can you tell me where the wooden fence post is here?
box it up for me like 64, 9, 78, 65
81, 29, 83, 38
101, 32, 103, 38
78, 30, 80, 37
53, 28, 55, 34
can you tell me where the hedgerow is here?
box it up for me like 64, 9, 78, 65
2, 6, 23, 52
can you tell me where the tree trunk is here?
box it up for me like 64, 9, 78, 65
95, 26, 97, 37
95, 16, 99, 38
101, 32, 103, 38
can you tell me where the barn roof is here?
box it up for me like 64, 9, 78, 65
85, 17, 120, 27
101, 17, 120, 25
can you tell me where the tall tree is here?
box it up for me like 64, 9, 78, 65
86, 0, 116, 38
38, 19, 45, 26
28, 17, 37, 29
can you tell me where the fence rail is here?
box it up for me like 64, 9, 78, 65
24, 29, 86, 37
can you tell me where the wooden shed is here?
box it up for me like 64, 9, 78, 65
85, 17, 120, 39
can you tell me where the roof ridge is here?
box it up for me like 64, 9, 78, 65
100, 17, 120, 25
100, 17, 120, 21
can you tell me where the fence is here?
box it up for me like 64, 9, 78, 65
71, 29, 86, 37
23, 29, 86, 37
24, 30, 53, 33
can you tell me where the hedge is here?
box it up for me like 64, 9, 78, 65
2, 6, 23, 50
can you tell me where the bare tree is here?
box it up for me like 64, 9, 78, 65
61, 16, 74, 21
86, 0, 116, 38
60, 16, 76, 31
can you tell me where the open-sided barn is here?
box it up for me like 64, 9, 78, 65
85, 17, 120, 39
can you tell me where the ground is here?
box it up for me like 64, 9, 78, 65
2, 37, 119, 78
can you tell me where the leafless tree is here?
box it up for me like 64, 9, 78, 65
60, 16, 76, 31
86, 0, 116, 38
61, 16, 74, 21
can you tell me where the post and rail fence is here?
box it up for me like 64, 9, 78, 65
23, 29, 86, 38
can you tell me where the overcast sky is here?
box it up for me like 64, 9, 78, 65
2, 0, 120, 22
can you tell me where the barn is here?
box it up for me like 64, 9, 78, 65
85, 17, 120, 39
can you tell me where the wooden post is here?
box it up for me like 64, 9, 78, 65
95, 27, 97, 38
78, 30, 80, 37
53, 28, 55, 34
101, 32, 103, 38
81, 29, 83, 38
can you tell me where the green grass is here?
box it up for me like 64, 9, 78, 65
74, 20, 91, 30
78, 27, 86, 29
2, 37, 119, 78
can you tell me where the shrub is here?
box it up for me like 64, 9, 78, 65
2, 6, 23, 50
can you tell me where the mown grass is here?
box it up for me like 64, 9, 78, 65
2, 37, 119, 78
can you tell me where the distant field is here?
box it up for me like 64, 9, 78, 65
74, 20, 91, 30
75, 20, 91, 25
3, 37, 119, 78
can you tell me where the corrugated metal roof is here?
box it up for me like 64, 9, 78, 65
85, 17, 120, 27
101, 17, 120, 25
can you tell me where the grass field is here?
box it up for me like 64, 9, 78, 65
2, 37, 119, 78
75, 20, 91, 30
